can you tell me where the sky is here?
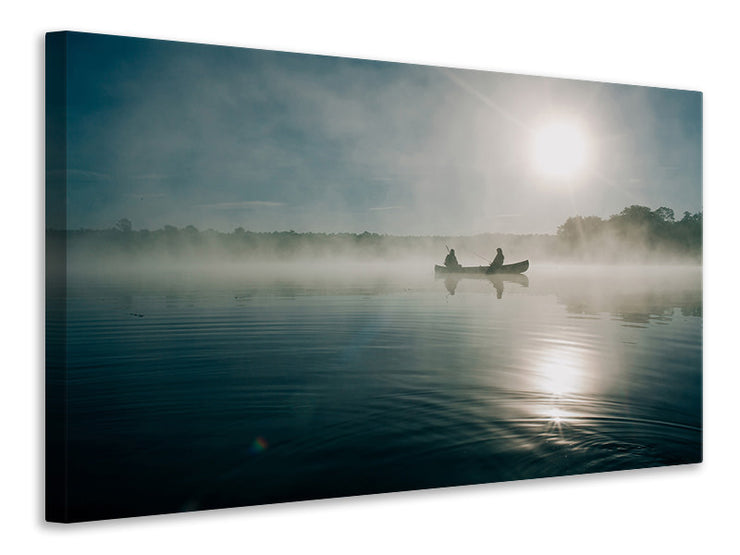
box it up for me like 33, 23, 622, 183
50, 31, 702, 235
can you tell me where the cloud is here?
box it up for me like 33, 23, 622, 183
126, 193, 166, 200
132, 173, 172, 181
55, 169, 111, 182
199, 201, 285, 210
369, 205, 403, 211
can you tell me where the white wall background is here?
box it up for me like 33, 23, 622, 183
3, 1, 737, 553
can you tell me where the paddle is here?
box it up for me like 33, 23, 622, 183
445, 244, 491, 265
472, 251, 492, 264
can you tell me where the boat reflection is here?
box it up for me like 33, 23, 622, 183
441, 273, 529, 297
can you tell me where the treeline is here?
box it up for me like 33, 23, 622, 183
555, 205, 702, 262
54, 224, 550, 265
51, 205, 702, 265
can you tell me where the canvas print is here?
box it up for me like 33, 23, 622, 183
46, 31, 702, 523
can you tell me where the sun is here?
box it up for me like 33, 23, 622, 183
532, 120, 589, 179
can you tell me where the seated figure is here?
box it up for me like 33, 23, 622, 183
488, 248, 504, 272
444, 249, 461, 270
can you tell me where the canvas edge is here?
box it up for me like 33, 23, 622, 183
45, 30, 70, 524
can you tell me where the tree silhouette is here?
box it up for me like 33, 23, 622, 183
653, 207, 675, 223
115, 218, 132, 233
64, 205, 701, 264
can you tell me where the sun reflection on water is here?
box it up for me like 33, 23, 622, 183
529, 344, 595, 433
548, 407, 566, 425
534, 344, 587, 397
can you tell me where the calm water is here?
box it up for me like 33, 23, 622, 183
47, 263, 702, 521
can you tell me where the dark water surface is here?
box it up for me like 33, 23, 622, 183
47, 263, 702, 521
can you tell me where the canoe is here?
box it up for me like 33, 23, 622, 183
434, 260, 529, 275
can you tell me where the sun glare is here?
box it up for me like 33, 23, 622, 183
534, 345, 586, 397
532, 120, 589, 179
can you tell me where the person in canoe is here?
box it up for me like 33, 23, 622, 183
444, 248, 461, 270
488, 247, 504, 272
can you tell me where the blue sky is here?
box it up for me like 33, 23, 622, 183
54, 32, 702, 234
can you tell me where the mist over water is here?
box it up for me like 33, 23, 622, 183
48, 260, 701, 521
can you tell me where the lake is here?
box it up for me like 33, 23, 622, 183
46, 262, 702, 522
